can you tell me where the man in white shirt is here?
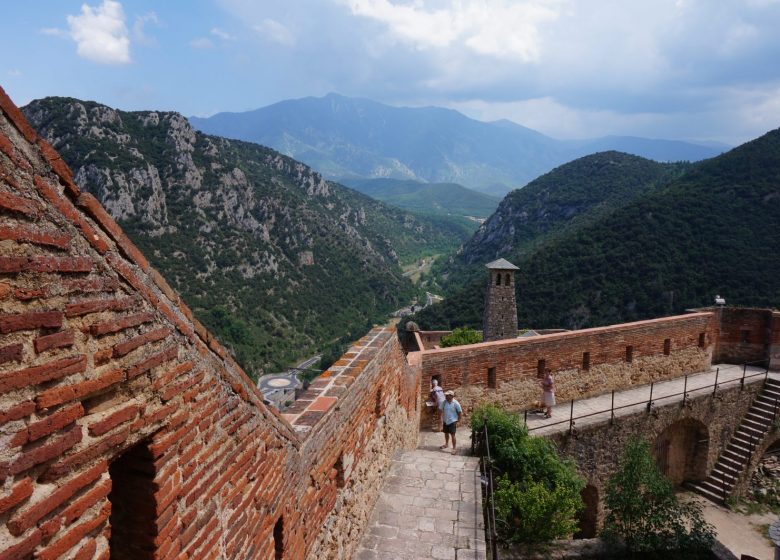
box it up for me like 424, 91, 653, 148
439, 390, 462, 454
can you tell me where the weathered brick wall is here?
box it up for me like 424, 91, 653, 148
0, 86, 420, 560
714, 307, 779, 366
415, 313, 715, 426
548, 380, 763, 530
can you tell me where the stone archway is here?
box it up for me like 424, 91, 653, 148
574, 484, 599, 538
653, 418, 709, 486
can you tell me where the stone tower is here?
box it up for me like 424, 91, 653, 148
482, 258, 519, 342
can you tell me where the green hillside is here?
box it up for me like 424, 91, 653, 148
24, 96, 469, 374
414, 134, 780, 330
341, 178, 500, 218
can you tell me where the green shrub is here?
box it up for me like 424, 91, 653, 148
440, 327, 482, 347
473, 404, 584, 543
602, 438, 715, 557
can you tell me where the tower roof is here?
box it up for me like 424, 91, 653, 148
485, 258, 519, 270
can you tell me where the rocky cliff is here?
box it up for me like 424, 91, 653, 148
23, 97, 461, 374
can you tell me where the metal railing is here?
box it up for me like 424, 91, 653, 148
473, 423, 500, 559
524, 361, 771, 434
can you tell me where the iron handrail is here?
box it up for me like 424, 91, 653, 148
526, 362, 771, 433
473, 424, 500, 558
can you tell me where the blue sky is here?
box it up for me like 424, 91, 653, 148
2, 0, 780, 144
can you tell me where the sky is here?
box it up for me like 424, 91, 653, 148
2, 0, 780, 145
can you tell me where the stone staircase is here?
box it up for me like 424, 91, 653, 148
688, 377, 780, 504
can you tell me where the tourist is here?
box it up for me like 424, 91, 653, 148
439, 390, 462, 454
542, 370, 555, 418
429, 378, 445, 430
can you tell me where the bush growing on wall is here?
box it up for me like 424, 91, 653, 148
472, 404, 584, 543
602, 438, 715, 557
440, 326, 482, 347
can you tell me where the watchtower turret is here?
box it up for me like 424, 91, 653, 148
482, 258, 519, 342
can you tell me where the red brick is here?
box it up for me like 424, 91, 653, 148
88, 404, 140, 436
74, 539, 97, 560
0, 310, 63, 334
0, 400, 35, 426
11, 403, 84, 446
0, 478, 33, 514
0, 342, 23, 364
36, 502, 111, 560
42, 427, 130, 481
59, 277, 120, 296
90, 311, 154, 337
0, 256, 27, 273
126, 345, 178, 379
113, 326, 171, 358
0, 355, 86, 395
7, 423, 82, 477
0, 131, 32, 171
0, 527, 42, 560
93, 347, 113, 366
152, 360, 194, 390
7, 461, 106, 536
36, 367, 124, 409
77, 193, 124, 243
0, 85, 39, 143
0, 224, 71, 249
61, 479, 112, 525
14, 287, 44, 300
39, 516, 61, 543
0, 190, 40, 216
0, 281, 11, 298
37, 138, 76, 190
66, 295, 137, 318
34, 329, 75, 353
27, 255, 93, 273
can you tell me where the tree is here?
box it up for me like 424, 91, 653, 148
440, 326, 482, 347
602, 438, 715, 558
473, 404, 584, 543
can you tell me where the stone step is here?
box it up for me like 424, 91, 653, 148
745, 412, 773, 427
686, 482, 725, 504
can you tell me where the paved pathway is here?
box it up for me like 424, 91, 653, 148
526, 364, 773, 436
355, 431, 486, 560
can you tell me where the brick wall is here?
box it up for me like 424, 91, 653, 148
713, 307, 779, 366
415, 313, 715, 426
0, 86, 420, 560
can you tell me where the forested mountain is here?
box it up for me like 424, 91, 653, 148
340, 178, 500, 219
190, 93, 722, 195
23, 96, 468, 375
414, 133, 780, 330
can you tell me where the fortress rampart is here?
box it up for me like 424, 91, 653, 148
0, 87, 419, 560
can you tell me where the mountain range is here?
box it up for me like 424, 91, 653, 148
23, 96, 469, 375
190, 93, 725, 196
414, 132, 780, 331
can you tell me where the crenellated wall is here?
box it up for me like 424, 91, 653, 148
0, 86, 420, 560
412, 312, 716, 426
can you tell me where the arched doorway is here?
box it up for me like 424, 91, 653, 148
653, 418, 709, 486
575, 485, 599, 538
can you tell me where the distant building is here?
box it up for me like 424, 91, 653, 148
482, 258, 519, 342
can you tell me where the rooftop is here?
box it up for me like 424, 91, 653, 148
485, 258, 519, 270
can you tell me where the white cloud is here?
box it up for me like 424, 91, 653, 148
133, 12, 160, 47
254, 19, 297, 47
211, 27, 235, 41
190, 37, 215, 49
341, 0, 563, 61
65, 0, 131, 64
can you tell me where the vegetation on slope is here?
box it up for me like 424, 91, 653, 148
415, 133, 780, 330
24, 96, 469, 375
472, 404, 584, 543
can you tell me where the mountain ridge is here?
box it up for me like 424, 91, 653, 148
190, 93, 725, 195
23, 96, 468, 374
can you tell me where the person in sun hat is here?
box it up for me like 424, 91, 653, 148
439, 390, 462, 454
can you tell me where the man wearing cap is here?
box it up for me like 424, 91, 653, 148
439, 390, 463, 454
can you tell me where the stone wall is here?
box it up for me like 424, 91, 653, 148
415, 313, 714, 426
0, 86, 420, 560
547, 380, 763, 530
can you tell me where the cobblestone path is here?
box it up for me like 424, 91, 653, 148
355, 431, 486, 560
